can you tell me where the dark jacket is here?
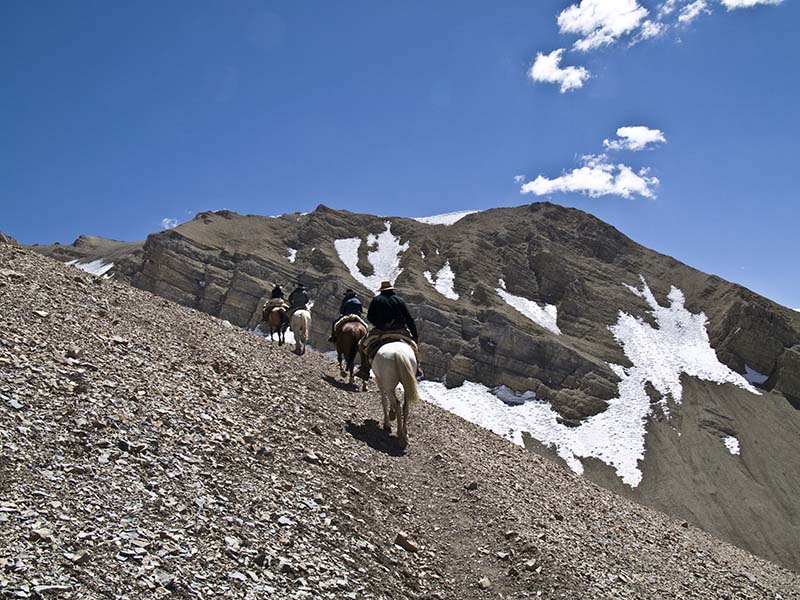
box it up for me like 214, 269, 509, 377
339, 293, 363, 317
367, 291, 418, 340
288, 287, 310, 309
271, 286, 284, 299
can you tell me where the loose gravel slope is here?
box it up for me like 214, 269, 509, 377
1, 244, 798, 599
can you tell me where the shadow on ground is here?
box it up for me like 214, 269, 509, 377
345, 419, 406, 457
322, 374, 361, 392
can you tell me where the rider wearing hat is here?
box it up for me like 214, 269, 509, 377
357, 281, 420, 380
287, 282, 310, 320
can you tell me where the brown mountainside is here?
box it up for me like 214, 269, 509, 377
2, 243, 799, 598
30, 202, 800, 572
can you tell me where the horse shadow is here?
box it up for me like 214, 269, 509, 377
321, 374, 361, 392
345, 419, 406, 457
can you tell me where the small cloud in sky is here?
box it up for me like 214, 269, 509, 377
520, 154, 659, 200
604, 126, 667, 151
529, 49, 590, 93
678, 0, 712, 24
514, 175, 525, 183
636, 19, 666, 40
161, 217, 178, 230
557, 0, 649, 52
720, 0, 783, 8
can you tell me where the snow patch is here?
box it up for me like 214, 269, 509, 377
412, 210, 479, 226
496, 279, 561, 335
287, 248, 298, 263
421, 277, 760, 488
334, 221, 409, 293
723, 436, 741, 456
744, 365, 768, 385
423, 261, 459, 300
66, 258, 114, 278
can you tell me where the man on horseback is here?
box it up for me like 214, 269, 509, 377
263, 283, 289, 329
356, 281, 421, 381
287, 282, 310, 320
329, 288, 364, 343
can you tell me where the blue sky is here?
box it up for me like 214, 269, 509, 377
1, 0, 797, 307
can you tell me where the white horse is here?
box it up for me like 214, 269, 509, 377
371, 342, 418, 449
289, 309, 311, 355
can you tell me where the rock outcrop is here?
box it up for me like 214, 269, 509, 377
30, 202, 800, 571
0, 231, 20, 246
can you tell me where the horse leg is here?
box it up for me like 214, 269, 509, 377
398, 395, 411, 448
347, 352, 355, 385
380, 387, 392, 433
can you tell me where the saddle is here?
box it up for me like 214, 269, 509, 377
361, 328, 420, 362
262, 299, 289, 321
335, 314, 369, 334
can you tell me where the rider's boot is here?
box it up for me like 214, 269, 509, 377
356, 349, 371, 381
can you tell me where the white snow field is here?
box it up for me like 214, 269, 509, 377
412, 210, 479, 226
423, 261, 459, 300
334, 221, 409, 293
723, 436, 741, 456
287, 248, 298, 263
420, 277, 760, 487
496, 279, 561, 335
66, 258, 114, 278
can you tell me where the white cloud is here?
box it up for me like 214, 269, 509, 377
557, 0, 650, 51
520, 154, 659, 199
604, 126, 667, 151
678, 0, 712, 23
529, 49, 591, 93
658, 0, 682, 17
161, 218, 178, 230
514, 175, 525, 183
720, 0, 782, 8
637, 19, 666, 39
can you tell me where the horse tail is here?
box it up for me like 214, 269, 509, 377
396, 348, 419, 407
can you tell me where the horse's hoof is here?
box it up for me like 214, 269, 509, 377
397, 436, 408, 450
383, 424, 391, 433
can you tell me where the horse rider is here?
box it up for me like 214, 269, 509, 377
356, 281, 421, 381
329, 288, 363, 343
263, 283, 289, 322
287, 282, 310, 320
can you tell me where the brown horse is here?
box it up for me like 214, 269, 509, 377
336, 320, 367, 391
266, 307, 288, 345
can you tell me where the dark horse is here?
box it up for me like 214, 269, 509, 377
336, 320, 368, 391
266, 307, 288, 345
